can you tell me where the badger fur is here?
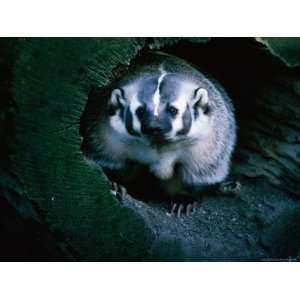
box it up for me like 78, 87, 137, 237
81, 52, 236, 212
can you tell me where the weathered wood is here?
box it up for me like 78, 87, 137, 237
11, 38, 154, 260
232, 64, 300, 196
1, 37, 300, 261
257, 37, 300, 67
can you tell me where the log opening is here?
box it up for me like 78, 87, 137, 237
1, 37, 299, 261
81, 38, 300, 199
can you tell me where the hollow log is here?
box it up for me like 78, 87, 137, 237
0, 37, 299, 261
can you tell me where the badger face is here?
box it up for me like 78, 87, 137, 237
108, 70, 212, 145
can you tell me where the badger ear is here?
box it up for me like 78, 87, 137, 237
107, 88, 126, 116
192, 88, 209, 113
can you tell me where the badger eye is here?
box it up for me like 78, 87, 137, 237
168, 105, 178, 117
136, 106, 146, 118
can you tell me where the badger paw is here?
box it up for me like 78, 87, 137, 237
218, 181, 241, 196
110, 181, 127, 202
167, 200, 197, 217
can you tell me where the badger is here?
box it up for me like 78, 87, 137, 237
81, 52, 237, 216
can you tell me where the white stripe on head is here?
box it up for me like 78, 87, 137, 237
152, 69, 167, 116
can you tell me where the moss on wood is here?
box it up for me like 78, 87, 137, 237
1, 37, 299, 261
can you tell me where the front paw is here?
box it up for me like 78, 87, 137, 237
110, 181, 127, 202
218, 181, 241, 196
167, 197, 197, 217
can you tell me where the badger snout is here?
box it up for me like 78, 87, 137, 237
142, 120, 164, 136
141, 117, 171, 141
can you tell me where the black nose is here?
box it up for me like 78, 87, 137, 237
142, 123, 164, 136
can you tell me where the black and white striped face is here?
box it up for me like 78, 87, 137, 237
108, 70, 211, 144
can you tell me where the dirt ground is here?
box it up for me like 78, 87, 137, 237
1, 176, 299, 261
123, 178, 300, 261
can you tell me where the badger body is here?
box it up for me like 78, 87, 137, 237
82, 52, 236, 204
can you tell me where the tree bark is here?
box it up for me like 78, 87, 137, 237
0, 37, 299, 261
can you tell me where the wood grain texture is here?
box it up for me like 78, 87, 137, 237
11, 38, 155, 260
233, 65, 300, 196
1, 37, 299, 261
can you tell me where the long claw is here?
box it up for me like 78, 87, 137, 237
177, 204, 184, 217
186, 203, 192, 216
170, 203, 177, 215
119, 186, 127, 199
112, 182, 118, 191
110, 181, 127, 202
110, 182, 118, 196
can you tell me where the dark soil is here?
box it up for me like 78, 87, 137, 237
122, 178, 300, 261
